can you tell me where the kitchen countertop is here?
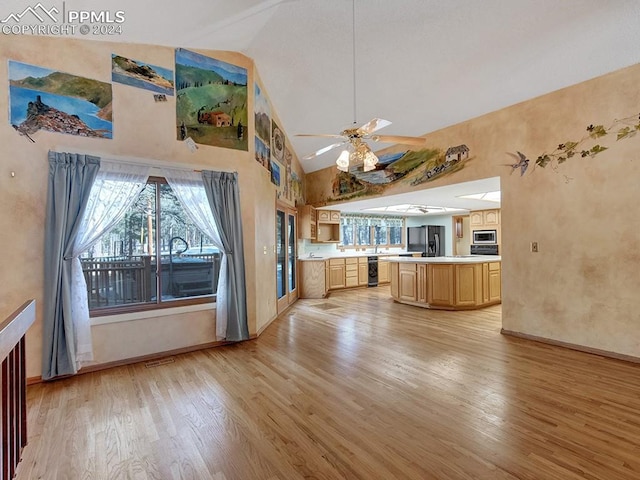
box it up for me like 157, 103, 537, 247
298, 251, 423, 261
386, 255, 501, 263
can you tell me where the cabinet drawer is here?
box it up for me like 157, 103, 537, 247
358, 257, 368, 264
345, 257, 358, 265
489, 262, 500, 271
345, 264, 358, 273
345, 276, 358, 287
329, 258, 345, 266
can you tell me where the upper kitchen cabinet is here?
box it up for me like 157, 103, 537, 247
299, 205, 317, 240
317, 209, 341, 224
470, 209, 500, 229
315, 209, 341, 243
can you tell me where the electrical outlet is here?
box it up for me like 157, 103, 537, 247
531, 241, 539, 253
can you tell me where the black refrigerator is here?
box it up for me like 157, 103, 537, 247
407, 225, 445, 257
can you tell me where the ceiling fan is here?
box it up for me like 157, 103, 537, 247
295, 0, 426, 172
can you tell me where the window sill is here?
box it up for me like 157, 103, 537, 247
90, 302, 215, 326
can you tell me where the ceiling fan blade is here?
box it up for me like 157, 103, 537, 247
295, 133, 346, 139
369, 134, 427, 146
303, 142, 347, 160
357, 118, 392, 135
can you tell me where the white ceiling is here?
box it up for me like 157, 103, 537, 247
4, 0, 639, 210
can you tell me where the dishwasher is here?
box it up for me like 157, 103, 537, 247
367, 256, 378, 287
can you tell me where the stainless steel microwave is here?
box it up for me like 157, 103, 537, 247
473, 230, 497, 244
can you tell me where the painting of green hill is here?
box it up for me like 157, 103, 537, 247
175, 49, 248, 151
10, 71, 112, 109
388, 148, 441, 174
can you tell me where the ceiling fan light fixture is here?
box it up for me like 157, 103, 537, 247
362, 150, 378, 172
336, 149, 350, 172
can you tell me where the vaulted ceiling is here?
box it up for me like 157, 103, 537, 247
5, 0, 639, 176
101, 0, 640, 172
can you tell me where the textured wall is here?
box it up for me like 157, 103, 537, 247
307, 63, 640, 357
0, 35, 301, 377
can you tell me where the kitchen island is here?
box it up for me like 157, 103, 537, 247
387, 256, 501, 310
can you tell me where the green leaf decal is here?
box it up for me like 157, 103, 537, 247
617, 126, 631, 140
590, 145, 607, 155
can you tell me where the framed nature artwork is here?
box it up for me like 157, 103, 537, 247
175, 48, 248, 151
8, 60, 112, 139
112, 54, 174, 95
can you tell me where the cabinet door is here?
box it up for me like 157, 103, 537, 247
484, 210, 500, 226
428, 264, 454, 307
399, 264, 418, 302
488, 263, 501, 302
378, 260, 390, 283
455, 263, 480, 307
330, 210, 341, 223
298, 205, 316, 240
390, 262, 399, 299
417, 264, 427, 303
358, 262, 368, 286
329, 265, 346, 289
317, 210, 331, 222
470, 211, 483, 226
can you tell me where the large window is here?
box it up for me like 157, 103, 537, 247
340, 214, 404, 248
81, 177, 219, 314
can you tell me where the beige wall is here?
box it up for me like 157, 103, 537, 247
0, 35, 302, 377
307, 63, 640, 358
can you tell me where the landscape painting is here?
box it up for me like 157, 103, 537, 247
8, 60, 112, 139
112, 54, 174, 95
254, 83, 271, 144
270, 159, 281, 186
255, 136, 270, 169
175, 48, 248, 151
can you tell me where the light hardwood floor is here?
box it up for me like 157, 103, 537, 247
17, 286, 640, 479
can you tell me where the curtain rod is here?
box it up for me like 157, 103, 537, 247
51, 147, 237, 174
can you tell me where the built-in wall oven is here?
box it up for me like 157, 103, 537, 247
472, 229, 497, 244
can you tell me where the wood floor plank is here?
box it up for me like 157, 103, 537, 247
15, 286, 640, 479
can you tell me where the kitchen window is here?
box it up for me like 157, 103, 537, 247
81, 176, 218, 315
340, 214, 404, 248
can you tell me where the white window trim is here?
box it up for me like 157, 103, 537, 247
90, 301, 215, 326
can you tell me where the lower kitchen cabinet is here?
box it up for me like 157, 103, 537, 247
345, 258, 358, 287
358, 257, 368, 286
428, 264, 454, 307
299, 260, 328, 299
399, 263, 418, 302
328, 258, 346, 290
378, 260, 390, 284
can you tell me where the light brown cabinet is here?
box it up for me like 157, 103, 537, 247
390, 262, 399, 298
345, 257, 358, 287
391, 259, 501, 310
378, 260, 390, 284
470, 211, 484, 227
483, 209, 500, 226
328, 258, 346, 290
299, 260, 328, 299
398, 263, 418, 302
317, 209, 340, 224
298, 205, 317, 240
427, 264, 454, 307
358, 257, 368, 286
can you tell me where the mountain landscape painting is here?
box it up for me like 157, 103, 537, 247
112, 54, 174, 95
254, 82, 271, 144
8, 60, 113, 139
175, 49, 248, 151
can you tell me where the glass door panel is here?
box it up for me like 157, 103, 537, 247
276, 209, 286, 300
288, 213, 296, 293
